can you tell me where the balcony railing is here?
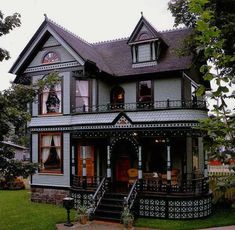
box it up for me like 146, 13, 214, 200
72, 99, 207, 114
141, 173, 209, 195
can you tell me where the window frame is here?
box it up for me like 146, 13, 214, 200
42, 51, 60, 64
39, 79, 63, 115
137, 80, 153, 103
75, 79, 90, 112
39, 132, 63, 174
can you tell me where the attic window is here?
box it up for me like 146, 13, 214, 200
42, 52, 60, 64
138, 44, 151, 62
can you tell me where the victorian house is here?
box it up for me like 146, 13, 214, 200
10, 15, 212, 220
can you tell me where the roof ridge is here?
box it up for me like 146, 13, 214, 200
47, 18, 92, 47
160, 26, 189, 33
92, 37, 129, 45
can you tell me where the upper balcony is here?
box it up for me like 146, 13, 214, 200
72, 99, 207, 114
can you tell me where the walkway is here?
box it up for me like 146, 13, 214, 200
56, 221, 235, 230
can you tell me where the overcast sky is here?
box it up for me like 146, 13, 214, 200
0, 0, 175, 91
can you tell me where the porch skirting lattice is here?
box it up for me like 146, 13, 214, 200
138, 193, 212, 219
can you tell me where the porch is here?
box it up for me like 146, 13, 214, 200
70, 174, 212, 220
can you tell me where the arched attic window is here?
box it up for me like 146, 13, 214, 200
42, 51, 60, 64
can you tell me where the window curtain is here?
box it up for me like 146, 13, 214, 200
41, 135, 52, 168
76, 81, 88, 107
53, 135, 61, 159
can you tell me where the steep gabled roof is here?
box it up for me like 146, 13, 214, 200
94, 28, 192, 76
10, 16, 193, 77
127, 15, 168, 46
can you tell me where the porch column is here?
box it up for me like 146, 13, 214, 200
166, 138, 171, 187
138, 146, 142, 179
198, 137, 204, 173
107, 145, 111, 178
204, 151, 208, 178
82, 146, 87, 189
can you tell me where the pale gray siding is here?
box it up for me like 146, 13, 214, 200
121, 82, 136, 104
32, 132, 70, 187
62, 72, 71, 114
98, 80, 110, 105
29, 36, 76, 67
154, 78, 181, 101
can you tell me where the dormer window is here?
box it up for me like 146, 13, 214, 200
42, 51, 60, 64
138, 44, 151, 62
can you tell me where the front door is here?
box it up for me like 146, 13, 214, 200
77, 145, 94, 178
114, 157, 130, 192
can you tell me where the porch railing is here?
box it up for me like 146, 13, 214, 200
72, 99, 207, 114
142, 174, 209, 195
90, 177, 109, 216
71, 175, 102, 189
123, 180, 138, 210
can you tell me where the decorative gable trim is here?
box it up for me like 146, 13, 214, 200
10, 23, 85, 75
112, 112, 132, 127
127, 16, 160, 45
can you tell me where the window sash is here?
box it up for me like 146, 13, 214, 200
75, 80, 89, 111
138, 80, 152, 102
41, 83, 62, 115
40, 133, 62, 174
138, 44, 151, 62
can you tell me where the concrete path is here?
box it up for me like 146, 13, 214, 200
56, 221, 235, 230
56, 221, 157, 230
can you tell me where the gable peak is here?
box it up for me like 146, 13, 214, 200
127, 15, 160, 44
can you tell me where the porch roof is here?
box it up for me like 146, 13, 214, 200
28, 109, 208, 128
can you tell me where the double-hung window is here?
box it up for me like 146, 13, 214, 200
75, 80, 89, 112
40, 83, 62, 115
39, 133, 62, 174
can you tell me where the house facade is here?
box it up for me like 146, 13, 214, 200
10, 15, 212, 220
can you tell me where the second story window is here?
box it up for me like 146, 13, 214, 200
40, 83, 62, 115
138, 80, 152, 103
76, 80, 89, 112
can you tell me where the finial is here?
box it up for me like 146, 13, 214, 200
141, 11, 143, 17
44, 13, 48, 21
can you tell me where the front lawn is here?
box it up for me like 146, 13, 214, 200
135, 209, 235, 230
1, 190, 235, 230
0, 190, 73, 230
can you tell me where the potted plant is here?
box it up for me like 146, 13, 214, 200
121, 207, 134, 230
76, 204, 89, 225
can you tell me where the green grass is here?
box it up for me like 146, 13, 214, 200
0, 190, 74, 230
1, 190, 235, 230
135, 209, 235, 230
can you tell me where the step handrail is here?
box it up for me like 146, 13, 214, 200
123, 179, 138, 210
90, 177, 107, 215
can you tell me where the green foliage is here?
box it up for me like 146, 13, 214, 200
0, 71, 61, 184
0, 143, 38, 185
169, 0, 235, 154
0, 10, 21, 61
121, 207, 134, 225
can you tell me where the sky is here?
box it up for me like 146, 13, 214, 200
0, 0, 175, 91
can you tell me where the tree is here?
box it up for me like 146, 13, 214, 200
0, 10, 21, 61
168, 0, 235, 157
0, 11, 60, 188
0, 72, 60, 188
